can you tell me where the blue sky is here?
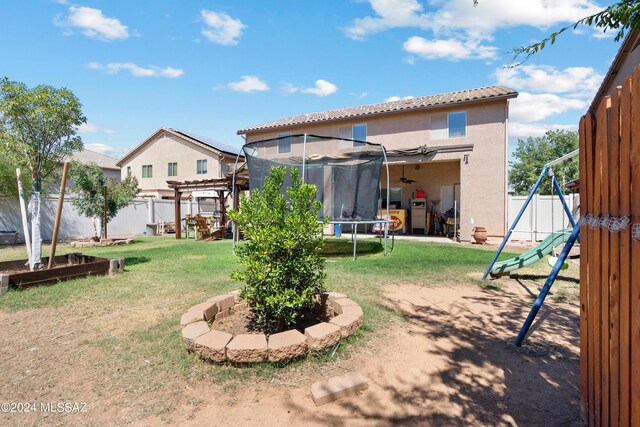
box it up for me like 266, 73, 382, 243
0, 0, 623, 160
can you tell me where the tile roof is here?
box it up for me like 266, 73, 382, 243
237, 85, 517, 134
70, 149, 119, 170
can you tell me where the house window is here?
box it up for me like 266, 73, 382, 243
142, 164, 153, 178
197, 159, 207, 174
277, 132, 291, 153
126, 166, 131, 176
448, 111, 466, 138
353, 123, 367, 146
167, 162, 178, 177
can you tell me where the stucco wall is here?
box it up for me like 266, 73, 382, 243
243, 100, 509, 239
119, 132, 231, 198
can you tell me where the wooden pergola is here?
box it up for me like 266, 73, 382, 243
167, 176, 249, 239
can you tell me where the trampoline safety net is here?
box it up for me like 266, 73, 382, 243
242, 134, 385, 221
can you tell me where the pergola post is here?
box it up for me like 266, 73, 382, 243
218, 190, 226, 238
174, 188, 182, 239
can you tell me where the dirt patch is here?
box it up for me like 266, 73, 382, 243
171, 282, 581, 426
0, 281, 580, 426
213, 301, 335, 337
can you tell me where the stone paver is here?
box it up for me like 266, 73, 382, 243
341, 305, 364, 317
209, 294, 235, 312
322, 291, 347, 301
304, 322, 341, 350
226, 334, 268, 363
329, 314, 363, 337
195, 330, 233, 362
214, 309, 230, 321
181, 321, 210, 351
311, 372, 369, 406
180, 310, 203, 328
189, 301, 218, 321
268, 329, 307, 362
229, 290, 242, 303
332, 298, 359, 314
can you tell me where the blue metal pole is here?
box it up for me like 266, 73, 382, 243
482, 165, 548, 280
552, 175, 577, 228
514, 223, 581, 346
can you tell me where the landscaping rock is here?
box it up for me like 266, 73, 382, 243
268, 330, 307, 362
181, 321, 210, 351
226, 334, 268, 363
340, 305, 364, 318
329, 314, 363, 337
332, 298, 359, 314
304, 322, 341, 350
195, 330, 233, 362
214, 309, 230, 321
209, 294, 235, 312
180, 310, 203, 328
311, 372, 369, 406
229, 290, 242, 303
322, 291, 347, 301
232, 302, 247, 313
189, 301, 218, 321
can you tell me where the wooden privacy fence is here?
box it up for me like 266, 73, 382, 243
578, 66, 640, 426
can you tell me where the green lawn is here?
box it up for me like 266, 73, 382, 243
0, 236, 580, 422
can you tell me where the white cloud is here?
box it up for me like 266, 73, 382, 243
282, 80, 338, 96
403, 35, 498, 61
346, 0, 603, 39
509, 122, 578, 139
201, 10, 246, 45
228, 75, 269, 93
385, 95, 415, 102
58, 6, 129, 41
77, 122, 114, 134
89, 62, 184, 78
302, 80, 337, 96
509, 92, 588, 123
495, 65, 603, 95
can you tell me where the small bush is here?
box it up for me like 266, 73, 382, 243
229, 166, 327, 331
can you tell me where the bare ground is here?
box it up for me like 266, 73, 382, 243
0, 280, 580, 426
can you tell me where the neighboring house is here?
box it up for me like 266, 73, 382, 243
69, 149, 120, 182
237, 85, 518, 241
589, 29, 640, 111
116, 128, 242, 198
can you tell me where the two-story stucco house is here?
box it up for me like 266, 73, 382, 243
117, 128, 241, 198
237, 86, 518, 241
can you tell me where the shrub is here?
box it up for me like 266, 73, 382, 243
228, 166, 327, 331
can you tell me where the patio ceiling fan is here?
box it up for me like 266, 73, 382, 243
396, 165, 417, 184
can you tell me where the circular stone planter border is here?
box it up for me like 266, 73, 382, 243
179, 290, 363, 363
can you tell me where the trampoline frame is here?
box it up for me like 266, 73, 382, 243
230, 133, 393, 259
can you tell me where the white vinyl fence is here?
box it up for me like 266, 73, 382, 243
0, 196, 190, 242
507, 193, 580, 241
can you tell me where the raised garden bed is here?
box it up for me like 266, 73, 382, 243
180, 291, 363, 364
0, 253, 124, 292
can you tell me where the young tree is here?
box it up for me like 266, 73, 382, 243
229, 166, 327, 332
69, 161, 139, 240
0, 78, 86, 267
509, 130, 579, 196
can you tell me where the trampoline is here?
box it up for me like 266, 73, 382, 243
231, 134, 394, 259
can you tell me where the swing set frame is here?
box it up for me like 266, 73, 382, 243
481, 149, 581, 346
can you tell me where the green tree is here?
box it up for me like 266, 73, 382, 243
0, 160, 31, 197
509, 130, 579, 196
0, 77, 86, 267
229, 166, 327, 331
0, 78, 86, 191
69, 161, 139, 240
